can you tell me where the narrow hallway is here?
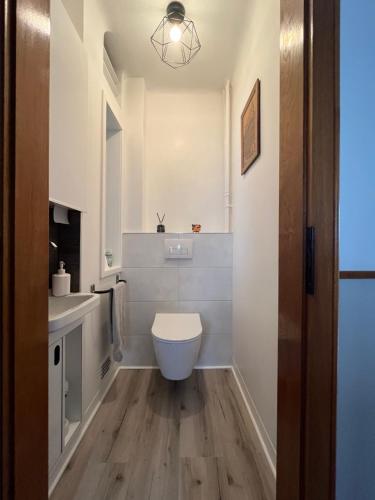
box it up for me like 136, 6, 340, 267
52, 370, 274, 499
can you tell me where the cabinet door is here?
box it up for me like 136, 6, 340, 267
49, 340, 63, 471
49, 0, 88, 209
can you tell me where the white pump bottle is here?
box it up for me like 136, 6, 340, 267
52, 261, 71, 297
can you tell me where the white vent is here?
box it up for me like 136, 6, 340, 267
103, 47, 120, 98
100, 356, 111, 380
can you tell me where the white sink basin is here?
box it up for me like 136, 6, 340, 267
49, 293, 99, 333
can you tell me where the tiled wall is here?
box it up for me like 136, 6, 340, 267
121, 233, 233, 367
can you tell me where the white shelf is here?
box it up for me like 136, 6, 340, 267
102, 263, 122, 278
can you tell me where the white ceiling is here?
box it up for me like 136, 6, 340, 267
103, 0, 250, 89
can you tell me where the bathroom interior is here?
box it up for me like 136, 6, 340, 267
40, 0, 375, 498
0, 0, 371, 497
47, 0, 278, 498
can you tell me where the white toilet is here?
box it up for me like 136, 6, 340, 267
151, 313, 202, 380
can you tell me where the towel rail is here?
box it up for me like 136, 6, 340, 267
90, 277, 126, 329
90, 277, 126, 294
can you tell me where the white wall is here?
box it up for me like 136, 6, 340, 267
230, 0, 280, 468
50, 0, 124, 426
122, 84, 226, 234
144, 90, 225, 233
82, 1, 125, 409
61, 0, 83, 38
123, 78, 145, 233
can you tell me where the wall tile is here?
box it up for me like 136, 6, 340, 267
122, 335, 231, 368
123, 233, 233, 269
126, 300, 232, 336
196, 335, 232, 366
121, 233, 233, 367
123, 268, 179, 302
177, 301, 232, 335
126, 301, 179, 335
180, 233, 233, 268
179, 268, 232, 301
122, 335, 157, 366
123, 233, 179, 268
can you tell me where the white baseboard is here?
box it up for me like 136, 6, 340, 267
195, 365, 233, 369
231, 364, 276, 478
118, 365, 159, 369
48, 366, 120, 497
118, 365, 233, 370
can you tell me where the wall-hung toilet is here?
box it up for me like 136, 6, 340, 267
151, 313, 202, 380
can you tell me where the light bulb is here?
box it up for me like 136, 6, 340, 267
170, 25, 182, 42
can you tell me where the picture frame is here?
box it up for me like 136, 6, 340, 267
241, 79, 261, 174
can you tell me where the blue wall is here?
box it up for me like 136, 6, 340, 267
339, 0, 375, 271
337, 1, 375, 498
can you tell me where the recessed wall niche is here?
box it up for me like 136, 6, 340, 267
101, 95, 123, 277
49, 204, 81, 292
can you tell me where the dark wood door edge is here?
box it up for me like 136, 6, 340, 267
339, 271, 375, 280
303, 0, 339, 498
277, 0, 339, 499
2, 0, 50, 498
339, 271, 375, 279
277, 0, 306, 498
1, 2, 15, 496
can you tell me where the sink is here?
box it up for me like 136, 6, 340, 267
49, 293, 100, 333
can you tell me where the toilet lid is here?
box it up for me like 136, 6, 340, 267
151, 313, 202, 342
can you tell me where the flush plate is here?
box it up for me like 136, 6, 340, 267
164, 239, 193, 259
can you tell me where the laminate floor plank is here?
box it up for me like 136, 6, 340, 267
73, 463, 131, 500
180, 457, 257, 500
51, 369, 275, 500
214, 370, 275, 499
179, 457, 222, 500
179, 371, 223, 459
119, 373, 181, 499
51, 370, 145, 500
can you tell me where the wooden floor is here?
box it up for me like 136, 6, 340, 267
52, 369, 275, 500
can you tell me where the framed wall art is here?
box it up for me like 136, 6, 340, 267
241, 79, 261, 174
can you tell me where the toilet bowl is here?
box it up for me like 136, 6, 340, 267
151, 313, 202, 380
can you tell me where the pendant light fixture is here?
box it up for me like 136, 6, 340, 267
151, 2, 201, 69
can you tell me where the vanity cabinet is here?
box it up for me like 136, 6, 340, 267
48, 293, 109, 493
49, 340, 63, 472
48, 323, 83, 478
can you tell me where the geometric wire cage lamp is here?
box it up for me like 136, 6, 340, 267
151, 1, 201, 69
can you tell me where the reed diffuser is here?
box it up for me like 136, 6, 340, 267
157, 213, 165, 233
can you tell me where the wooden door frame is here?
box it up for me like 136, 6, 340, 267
277, 1, 339, 499
1, 0, 50, 498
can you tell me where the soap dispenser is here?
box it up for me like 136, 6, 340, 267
52, 261, 71, 297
